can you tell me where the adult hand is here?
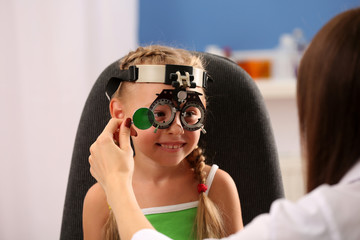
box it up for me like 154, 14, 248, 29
89, 118, 135, 204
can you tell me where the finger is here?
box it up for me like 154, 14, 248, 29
89, 143, 95, 154
88, 156, 95, 175
119, 117, 132, 150
88, 155, 96, 170
89, 166, 97, 181
130, 125, 138, 137
102, 118, 122, 137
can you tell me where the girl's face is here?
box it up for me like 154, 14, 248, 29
114, 83, 206, 167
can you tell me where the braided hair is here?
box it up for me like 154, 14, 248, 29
186, 146, 226, 239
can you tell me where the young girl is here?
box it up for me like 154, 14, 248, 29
83, 45, 243, 240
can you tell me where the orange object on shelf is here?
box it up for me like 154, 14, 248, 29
237, 59, 272, 80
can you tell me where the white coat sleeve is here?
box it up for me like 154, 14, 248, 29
132, 229, 172, 240
132, 183, 358, 240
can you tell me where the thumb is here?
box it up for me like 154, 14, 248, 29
118, 117, 132, 150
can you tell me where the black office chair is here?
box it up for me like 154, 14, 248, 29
60, 52, 284, 240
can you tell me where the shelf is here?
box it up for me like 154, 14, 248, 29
254, 79, 296, 99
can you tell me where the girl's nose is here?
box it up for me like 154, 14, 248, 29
166, 112, 184, 135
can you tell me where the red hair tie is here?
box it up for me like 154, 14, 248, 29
197, 183, 208, 193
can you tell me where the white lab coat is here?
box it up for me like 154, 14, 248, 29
132, 160, 360, 240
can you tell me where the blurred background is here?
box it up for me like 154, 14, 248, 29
1, 1, 359, 239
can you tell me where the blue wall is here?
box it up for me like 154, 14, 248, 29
139, 0, 360, 51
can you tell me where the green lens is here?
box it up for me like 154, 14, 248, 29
132, 108, 155, 130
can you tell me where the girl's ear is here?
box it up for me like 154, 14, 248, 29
109, 98, 124, 119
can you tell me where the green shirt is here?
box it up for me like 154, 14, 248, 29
141, 164, 219, 240
144, 202, 198, 240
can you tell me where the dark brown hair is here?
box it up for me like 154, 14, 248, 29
297, 8, 360, 192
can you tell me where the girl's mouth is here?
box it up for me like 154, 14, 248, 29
156, 143, 185, 150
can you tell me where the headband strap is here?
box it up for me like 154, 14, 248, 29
105, 64, 210, 100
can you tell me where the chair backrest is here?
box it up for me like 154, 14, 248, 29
60, 52, 284, 240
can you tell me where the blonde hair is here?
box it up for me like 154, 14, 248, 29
105, 45, 226, 240
112, 45, 204, 100
186, 147, 226, 239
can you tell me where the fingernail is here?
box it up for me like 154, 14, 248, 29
132, 129, 138, 137
125, 118, 131, 128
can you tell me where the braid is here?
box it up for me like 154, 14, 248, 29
186, 147, 226, 239
120, 46, 168, 70
187, 147, 207, 184
119, 45, 204, 70
104, 210, 120, 240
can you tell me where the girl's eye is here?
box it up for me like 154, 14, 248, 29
154, 112, 165, 117
183, 107, 201, 125
154, 111, 171, 123
183, 107, 201, 118
152, 104, 173, 124
184, 111, 196, 117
